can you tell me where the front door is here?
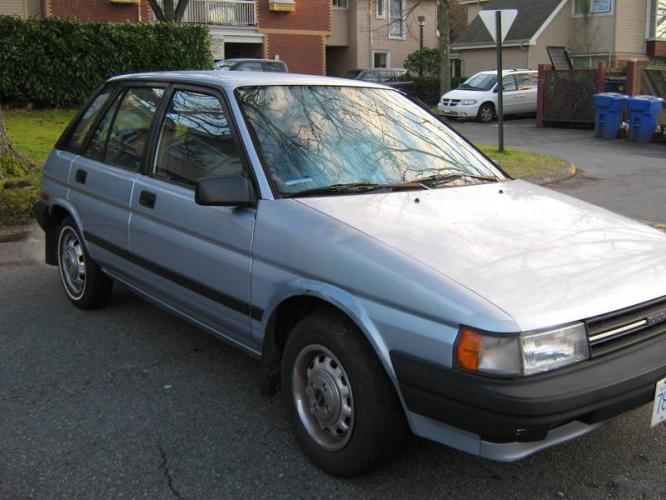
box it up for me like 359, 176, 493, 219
499, 75, 520, 115
128, 87, 257, 348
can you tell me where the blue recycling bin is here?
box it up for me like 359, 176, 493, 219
593, 93, 628, 139
627, 96, 664, 143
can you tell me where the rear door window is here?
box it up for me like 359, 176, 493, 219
83, 87, 164, 170
515, 73, 538, 90
105, 87, 164, 170
153, 89, 244, 186
85, 92, 123, 162
67, 91, 111, 152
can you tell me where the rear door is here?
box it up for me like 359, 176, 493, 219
128, 86, 257, 348
68, 84, 166, 268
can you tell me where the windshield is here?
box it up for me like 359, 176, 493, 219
344, 70, 362, 79
214, 61, 234, 71
237, 86, 504, 196
458, 73, 497, 91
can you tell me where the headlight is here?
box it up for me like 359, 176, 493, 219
455, 323, 589, 377
460, 99, 477, 106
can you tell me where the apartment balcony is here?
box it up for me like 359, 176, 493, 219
182, 0, 256, 26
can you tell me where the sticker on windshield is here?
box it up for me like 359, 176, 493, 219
284, 176, 313, 186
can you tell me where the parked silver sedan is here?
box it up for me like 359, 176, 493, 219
34, 71, 666, 476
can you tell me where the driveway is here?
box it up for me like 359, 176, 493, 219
447, 118, 666, 224
1, 232, 665, 499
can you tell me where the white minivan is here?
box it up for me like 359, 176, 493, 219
438, 69, 538, 122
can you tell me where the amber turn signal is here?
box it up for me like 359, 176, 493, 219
455, 327, 482, 371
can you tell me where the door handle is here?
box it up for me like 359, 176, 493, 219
139, 190, 156, 209
75, 169, 87, 184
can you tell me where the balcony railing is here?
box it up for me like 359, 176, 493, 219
182, 0, 256, 26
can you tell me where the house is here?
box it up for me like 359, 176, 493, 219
326, 0, 438, 76
454, 0, 666, 77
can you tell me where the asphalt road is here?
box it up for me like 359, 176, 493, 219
2, 122, 666, 498
447, 118, 666, 224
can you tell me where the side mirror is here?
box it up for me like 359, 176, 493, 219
195, 176, 256, 207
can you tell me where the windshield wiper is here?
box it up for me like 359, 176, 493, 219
413, 172, 500, 188
284, 183, 384, 198
284, 181, 429, 198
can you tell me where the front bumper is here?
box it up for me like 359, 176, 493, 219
392, 334, 665, 447
437, 104, 476, 118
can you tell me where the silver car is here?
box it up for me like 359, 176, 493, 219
34, 71, 666, 476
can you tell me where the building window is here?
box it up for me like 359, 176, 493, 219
570, 54, 610, 68
373, 51, 390, 68
389, 0, 404, 38
376, 0, 385, 18
573, 0, 612, 15
332, 0, 348, 9
649, 0, 666, 39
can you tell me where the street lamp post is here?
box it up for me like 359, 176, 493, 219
418, 16, 426, 77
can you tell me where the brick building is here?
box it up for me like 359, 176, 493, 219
0, 0, 438, 76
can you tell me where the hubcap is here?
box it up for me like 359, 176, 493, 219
480, 107, 493, 122
58, 227, 86, 299
292, 344, 354, 451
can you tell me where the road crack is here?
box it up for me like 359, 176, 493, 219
158, 444, 183, 499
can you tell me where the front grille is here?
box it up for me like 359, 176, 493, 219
585, 296, 666, 357
441, 98, 461, 107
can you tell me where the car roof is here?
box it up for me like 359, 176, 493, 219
219, 58, 286, 64
108, 70, 390, 91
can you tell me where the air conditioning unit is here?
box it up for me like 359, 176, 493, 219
269, 0, 295, 12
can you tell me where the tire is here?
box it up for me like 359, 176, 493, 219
57, 217, 113, 309
477, 102, 496, 123
282, 310, 409, 476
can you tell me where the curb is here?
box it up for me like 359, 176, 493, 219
0, 223, 37, 243
523, 163, 577, 186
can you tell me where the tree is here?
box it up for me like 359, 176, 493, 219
438, 0, 451, 95
146, 0, 191, 23
0, 106, 32, 181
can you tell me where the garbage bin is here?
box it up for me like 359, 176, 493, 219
593, 93, 628, 139
627, 96, 664, 143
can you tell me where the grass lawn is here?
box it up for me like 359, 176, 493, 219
477, 144, 569, 179
4, 108, 76, 165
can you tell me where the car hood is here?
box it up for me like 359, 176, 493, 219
297, 180, 666, 331
443, 89, 491, 100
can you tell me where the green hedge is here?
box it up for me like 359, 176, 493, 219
0, 16, 212, 107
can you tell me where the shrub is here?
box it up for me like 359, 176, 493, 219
413, 76, 441, 106
0, 16, 212, 107
404, 48, 440, 77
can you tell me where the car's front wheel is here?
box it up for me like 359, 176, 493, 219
477, 102, 496, 123
57, 217, 113, 309
282, 310, 409, 476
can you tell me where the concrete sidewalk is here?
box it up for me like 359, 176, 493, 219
448, 118, 666, 224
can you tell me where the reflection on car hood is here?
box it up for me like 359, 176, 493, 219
298, 180, 666, 331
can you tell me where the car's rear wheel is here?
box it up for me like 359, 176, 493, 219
282, 310, 409, 476
57, 217, 112, 309
477, 102, 496, 123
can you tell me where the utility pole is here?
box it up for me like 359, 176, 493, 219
495, 10, 504, 152
438, 0, 451, 95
